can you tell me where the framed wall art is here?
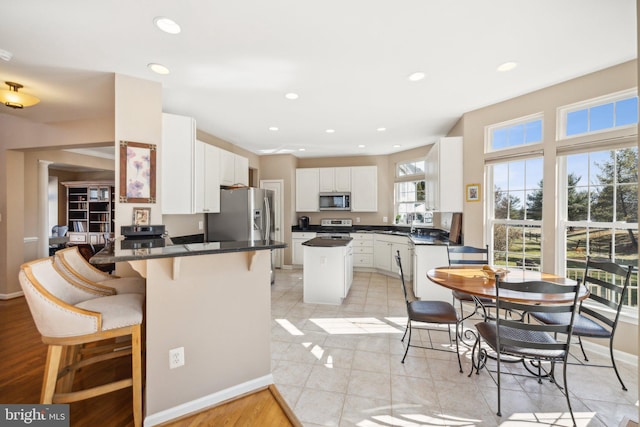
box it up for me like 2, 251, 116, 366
119, 140, 156, 203
466, 183, 481, 202
132, 207, 151, 226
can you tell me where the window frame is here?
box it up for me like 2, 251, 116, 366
484, 112, 544, 154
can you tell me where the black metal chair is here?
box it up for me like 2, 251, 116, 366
472, 274, 582, 425
530, 256, 634, 391
395, 250, 462, 372
447, 245, 494, 320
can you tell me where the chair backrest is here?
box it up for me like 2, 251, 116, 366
394, 250, 411, 306
580, 256, 634, 331
56, 246, 112, 283
19, 258, 103, 338
494, 275, 582, 356
447, 245, 489, 265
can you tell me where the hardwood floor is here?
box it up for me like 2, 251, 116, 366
1, 297, 300, 427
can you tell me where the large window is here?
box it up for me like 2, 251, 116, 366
559, 91, 638, 139
395, 159, 430, 226
489, 157, 543, 269
487, 115, 543, 152
561, 147, 638, 307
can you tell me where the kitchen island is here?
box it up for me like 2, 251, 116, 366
91, 238, 286, 427
302, 236, 353, 305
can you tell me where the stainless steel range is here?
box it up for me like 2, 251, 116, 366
317, 218, 352, 237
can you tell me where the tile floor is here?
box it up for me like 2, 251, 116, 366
270, 269, 639, 427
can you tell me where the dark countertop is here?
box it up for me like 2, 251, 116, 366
291, 225, 453, 246
302, 236, 353, 247
90, 237, 287, 264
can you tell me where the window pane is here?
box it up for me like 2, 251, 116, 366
525, 120, 543, 143
567, 109, 588, 135
567, 153, 588, 186
508, 191, 524, 219
589, 103, 614, 131
589, 151, 609, 186
414, 161, 425, 175
525, 158, 543, 187
494, 190, 508, 219
616, 97, 639, 126
566, 226, 587, 263
590, 228, 613, 259
523, 225, 542, 270
508, 161, 525, 190
567, 187, 588, 221
508, 124, 524, 147
616, 184, 638, 222
492, 128, 508, 150
493, 163, 509, 191
590, 185, 614, 222
616, 148, 638, 184
525, 189, 542, 220
614, 229, 639, 264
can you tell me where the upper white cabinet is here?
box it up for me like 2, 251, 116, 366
219, 149, 249, 186
195, 141, 221, 213
319, 167, 351, 192
350, 166, 377, 212
425, 137, 463, 212
296, 168, 320, 212
162, 113, 197, 215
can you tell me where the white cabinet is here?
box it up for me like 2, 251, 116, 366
234, 154, 249, 186
350, 233, 374, 268
374, 233, 412, 279
303, 241, 353, 304
195, 141, 221, 213
219, 149, 249, 187
319, 167, 351, 192
425, 137, 463, 212
162, 113, 197, 214
296, 168, 320, 212
350, 166, 377, 212
412, 244, 450, 302
292, 232, 316, 265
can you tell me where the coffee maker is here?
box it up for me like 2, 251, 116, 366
298, 216, 309, 230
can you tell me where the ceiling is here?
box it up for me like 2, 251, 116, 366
0, 0, 636, 158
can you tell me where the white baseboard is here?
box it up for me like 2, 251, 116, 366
576, 339, 638, 368
143, 374, 273, 427
0, 291, 24, 300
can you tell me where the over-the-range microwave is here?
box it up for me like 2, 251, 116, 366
319, 192, 351, 211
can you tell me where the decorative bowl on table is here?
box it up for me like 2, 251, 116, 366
481, 265, 508, 279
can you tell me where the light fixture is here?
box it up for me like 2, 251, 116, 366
269, 126, 279, 131
148, 63, 170, 75
285, 92, 299, 100
0, 81, 40, 109
377, 127, 386, 132
154, 17, 181, 34
0, 49, 13, 62
408, 72, 426, 82
357, 144, 366, 148
298, 148, 306, 152
325, 129, 335, 133
393, 144, 401, 148
497, 61, 518, 72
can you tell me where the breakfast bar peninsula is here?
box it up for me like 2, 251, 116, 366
92, 238, 286, 427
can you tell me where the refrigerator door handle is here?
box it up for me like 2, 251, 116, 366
264, 196, 271, 242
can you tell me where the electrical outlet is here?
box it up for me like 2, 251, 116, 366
169, 347, 185, 369
382, 216, 388, 223
356, 217, 360, 223
198, 220, 203, 230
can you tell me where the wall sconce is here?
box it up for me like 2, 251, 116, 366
0, 81, 40, 109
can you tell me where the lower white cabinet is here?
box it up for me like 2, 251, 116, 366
412, 244, 450, 302
292, 232, 316, 265
350, 233, 374, 267
373, 233, 412, 279
303, 241, 353, 304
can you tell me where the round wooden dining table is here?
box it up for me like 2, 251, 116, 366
427, 265, 589, 304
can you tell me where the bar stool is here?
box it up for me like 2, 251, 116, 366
19, 257, 144, 427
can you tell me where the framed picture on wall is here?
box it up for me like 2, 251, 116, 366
466, 184, 480, 202
132, 207, 151, 226
119, 140, 157, 203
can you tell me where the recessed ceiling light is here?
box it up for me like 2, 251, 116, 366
0, 49, 13, 62
269, 126, 279, 131
497, 62, 518, 72
393, 144, 401, 148
148, 63, 170, 75
154, 17, 181, 34
285, 92, 299, 100
298, 148, 306, 151
377, 127, 386, 132
357, 144, 366, 148
408, 72, 426, 82
325, 129, 336, 134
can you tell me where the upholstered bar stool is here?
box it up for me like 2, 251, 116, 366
54, 246, 145, 295
19, 257, 144, 427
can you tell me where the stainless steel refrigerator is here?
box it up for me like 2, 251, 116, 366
205, 187, 275, 282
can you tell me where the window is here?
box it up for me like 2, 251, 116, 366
561, 147, 638, 307
395, 159, 429, 226
487, 115, 543, 152
489, 157, 543, 270
559, 91, 638, 139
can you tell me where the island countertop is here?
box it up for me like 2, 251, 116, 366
302, 236, 353, 247
90, 238, 287, 264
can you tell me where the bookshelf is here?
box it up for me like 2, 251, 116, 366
63, 181, 115, 245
